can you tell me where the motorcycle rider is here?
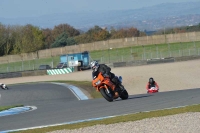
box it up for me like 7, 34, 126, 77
0, 83, 7, 90
146, 77, 159, 91
90, 61, 120, 86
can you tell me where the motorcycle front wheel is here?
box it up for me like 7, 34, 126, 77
118, 85, 129, 100
120, 89, 129, 100
100, 88, 113, 102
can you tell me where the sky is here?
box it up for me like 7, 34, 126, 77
0, 0, 199, 18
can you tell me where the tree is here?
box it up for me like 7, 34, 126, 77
52, 23, 80, 39
42, 28, 54, 49
94, 29, 110, 41
86, 25, 102, 35
0, 23, 6, 56
51, 32, 76, 48
12, 25, 24, 54
110, 28, 126, 39
126, 27, 140, 37
110, 27, 117, 35
3, 25, 15, 55
74, 34, 91, 44
85, 26, 110, 42
20, 24, 45, 53
110, 27, 141, 39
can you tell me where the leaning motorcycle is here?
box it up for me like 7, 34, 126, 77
92, 72, 129, 102
1, 84, 9, 90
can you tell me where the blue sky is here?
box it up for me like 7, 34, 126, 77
0, 0, 199, 18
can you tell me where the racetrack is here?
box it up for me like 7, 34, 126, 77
0, 82, 200, 132
0, 59, 200, 132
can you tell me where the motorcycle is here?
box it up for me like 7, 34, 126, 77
147, 87, 159, 93
1, 83, 9, 90
92, 72, 129, 102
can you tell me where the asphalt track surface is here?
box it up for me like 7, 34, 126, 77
0, 82, 200, 132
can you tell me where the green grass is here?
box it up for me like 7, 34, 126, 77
1, 41, 200, 73
13, 104, 200, 133
0, 105, 23, 111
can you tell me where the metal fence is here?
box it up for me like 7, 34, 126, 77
0, 57, 59, 73
0, 47, 200, 73
92, 48, 200, 64
1, 32, 200, 64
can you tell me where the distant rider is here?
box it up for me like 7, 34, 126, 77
0, 83, 7, 90
146, 77, 159, 91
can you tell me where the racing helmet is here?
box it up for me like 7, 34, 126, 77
149, 77, 154, 84
90, 61, 99, 71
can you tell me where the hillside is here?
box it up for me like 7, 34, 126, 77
0, 2, 200, 31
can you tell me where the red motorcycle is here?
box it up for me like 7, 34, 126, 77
92, 72, 129, 102
147, 87, 159, 93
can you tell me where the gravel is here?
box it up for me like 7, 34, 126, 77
48, 112, 200, 133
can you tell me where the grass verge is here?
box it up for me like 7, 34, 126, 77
0, 105, 23, 112
13, 104, 200, 133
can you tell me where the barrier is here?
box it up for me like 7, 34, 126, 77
126, 60, 147, 66
113, 62, 126, 67
47, 68, 73, 75
174, 55, 200, 62
0, 72, 22, 79
21, 70, 47, 77
147, 57, 175, 64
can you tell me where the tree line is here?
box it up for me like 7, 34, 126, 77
0, 22, 200, 56
0, 23, 145, 56
154, 23, 200, 35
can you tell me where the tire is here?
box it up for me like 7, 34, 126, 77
100, 88, 113, 102
118, 85, 129, 100
4, 86, 9, 90
120, 89, 129, 100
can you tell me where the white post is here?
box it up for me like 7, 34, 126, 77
189, 49, 190, 56
160, 52, 162, 58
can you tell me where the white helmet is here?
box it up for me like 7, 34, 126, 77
90, 61, 99, 71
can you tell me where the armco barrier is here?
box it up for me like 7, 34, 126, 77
113, 60, 148, 67
0, 72, 22, 79
21, 70, 47, 77
47, 68, 73, 75
112, 55, 200, 68
174, 55, 200, 62
146, 58, 175, 64
126, 60, 147, 66
0, 70, 47, 79
113, 62, 127, 67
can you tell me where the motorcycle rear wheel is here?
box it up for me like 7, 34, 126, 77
100, 88, 113, 102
